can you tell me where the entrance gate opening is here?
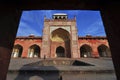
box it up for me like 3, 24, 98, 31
56, 46, 65, 57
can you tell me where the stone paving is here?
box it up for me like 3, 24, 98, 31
7, 58, 117, 80
7, 72, 116, 80
8, 58, 115, 71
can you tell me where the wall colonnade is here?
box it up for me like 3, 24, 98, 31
12, 43, 111, 58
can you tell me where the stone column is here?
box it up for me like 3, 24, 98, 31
22, 46, 29, 58
100, 4, 120, 80
41, 20, 50, 58
13, 49, 19, 58
71, 21, 79, 58
0, 8, 22, 80
92, 46, 99, 58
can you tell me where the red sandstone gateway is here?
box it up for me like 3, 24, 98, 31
12, 13, 111, 58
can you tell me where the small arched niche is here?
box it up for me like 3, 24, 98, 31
98, 44, 111, 57
80, 44, 93, 58
12, 44, 23, 58
28, 44, 40, 58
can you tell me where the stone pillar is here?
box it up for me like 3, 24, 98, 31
22, 46, 29, 58
100, 4, 120, 80
13, 49, 19, 58
92, 46, 99, 58
41, 20, 50, 58
29, 49, 34, 58
71, 21, 79, 58
0, 8, 22, 80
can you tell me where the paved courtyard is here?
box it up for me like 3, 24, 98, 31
7, 58, 117, 80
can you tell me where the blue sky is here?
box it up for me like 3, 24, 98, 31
17, 10, 106, 37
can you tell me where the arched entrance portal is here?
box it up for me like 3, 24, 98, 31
56, 46, 65, 57
80, 44, 92, 58
51, 28, 71, 58
12, 44, 23, 58
28, 44, 40, 58
98, 44, 111, 57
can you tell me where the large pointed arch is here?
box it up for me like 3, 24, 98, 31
28, 44, 40, 58
50, 26, 70, 33
51, 28, 71, 58
51, 28, 70, 42
80, 44, 93, 58
97, 44, 111, 57
12, 44, 23, 58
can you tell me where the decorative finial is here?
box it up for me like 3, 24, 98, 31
74, 15, 76, 20
44, 15, 46, 20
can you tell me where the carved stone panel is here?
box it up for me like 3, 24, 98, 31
50, 26, 70, 33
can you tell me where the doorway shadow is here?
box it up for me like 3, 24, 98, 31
14, 61, 62, 80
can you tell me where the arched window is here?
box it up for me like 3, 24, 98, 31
56, 46, 65, 57
98, 44, 111, 57
80, 44, 93, 58
28, 44, 40, 58
12, 44, 23, 58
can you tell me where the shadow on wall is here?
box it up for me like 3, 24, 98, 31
14, 61, 62, 80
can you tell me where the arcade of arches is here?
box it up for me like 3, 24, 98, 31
12, 35, 111, 58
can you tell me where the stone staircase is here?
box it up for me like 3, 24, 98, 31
24, 59, 94, 66
7, 58, 117, 80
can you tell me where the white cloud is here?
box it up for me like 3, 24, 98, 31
16, 22, 41, 36
17, 10, 105, 37
81, 20, 106, 36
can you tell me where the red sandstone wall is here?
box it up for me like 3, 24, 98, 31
50, 42, 65, 58
13, 37, 110, 58
78, 38, 110, 58
13, 38, 42, 58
